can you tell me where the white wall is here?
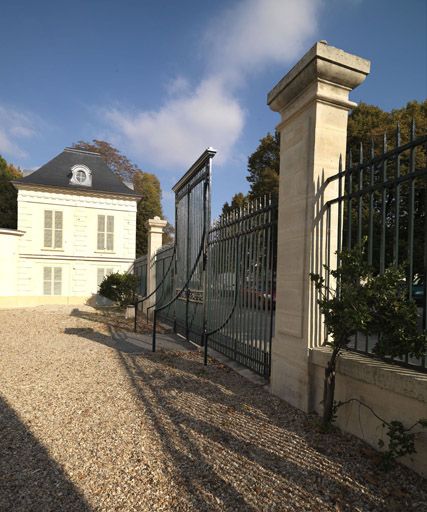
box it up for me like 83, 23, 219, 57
0, 229, 24, 296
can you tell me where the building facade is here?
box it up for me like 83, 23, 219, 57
0, 147, 140, 307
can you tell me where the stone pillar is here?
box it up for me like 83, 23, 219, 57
145, 216, 167, 313
267, 42, 370, 411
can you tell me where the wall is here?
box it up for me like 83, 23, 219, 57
310, 348, 427, 477
0, 229, 24, 297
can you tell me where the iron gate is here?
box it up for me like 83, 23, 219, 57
204, 196, 277, 377
136, 148, 277, 377
152, 149, 214, 348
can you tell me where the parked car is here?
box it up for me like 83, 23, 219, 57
412, 274, 424, 306
240, 285, 276, 310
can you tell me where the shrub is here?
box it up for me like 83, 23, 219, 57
99, 272, 138, 307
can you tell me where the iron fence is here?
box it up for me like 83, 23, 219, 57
204, 196, 277, 377
133, 254, 148, 297
324, 122, 427, 372
150, 244, 175, 324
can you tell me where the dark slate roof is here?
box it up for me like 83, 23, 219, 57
15, 147, 140, 198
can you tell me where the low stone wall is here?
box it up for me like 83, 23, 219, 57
309, 347, 427, 477
0, 295, 90, 308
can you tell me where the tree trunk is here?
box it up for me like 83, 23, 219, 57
323, 345, 340, 425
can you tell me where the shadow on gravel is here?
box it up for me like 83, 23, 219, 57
69, 307, 162, 335
115, 350, 425, 512
0, 395, 91, 512
64, 327, 145, 354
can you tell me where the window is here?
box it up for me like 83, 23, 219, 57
44, 210, 63, 249
76, 170, 86, 183
97, 215, 114, 251
69, 164, 92, 187
43, 267, 62, 295
97, 267, 114, 287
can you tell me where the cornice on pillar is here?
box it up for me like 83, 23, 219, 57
267, 41, 371, 118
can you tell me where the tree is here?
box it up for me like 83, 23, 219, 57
222, 192, 249, 216
347, 100, 427, 161
133, 171, 163, 257
73, 140, 170, 257
0, 155, 22, 229
72, 139, 141, 182
310, 243, 426, 426
221, 101, 426, 216
247, 132, 280, 200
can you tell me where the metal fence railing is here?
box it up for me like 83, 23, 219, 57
133, 254, 148, 297
205, 196, 277, 377
323, 122, 427, 372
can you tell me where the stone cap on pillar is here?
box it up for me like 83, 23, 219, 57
267, 41, 371, 115
147, 216, 168, 232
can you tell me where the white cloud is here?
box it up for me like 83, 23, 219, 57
103, 0, 320, 170
105, 77, 245, 168
0, 105, 38, 158
206, 0, 320, 83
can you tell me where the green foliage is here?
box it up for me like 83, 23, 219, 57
222, 192, 249, 216
335, 398, 427, 470
98, 272, 138, 307
133, 171, 164, 257
378, 420, 417, 470
311, 244, 426, 359
311, 243, 426, 426
0, 155, 23, 229
221, 101, 426, 215
347, 100, 427, 163
247, 132, 280, 200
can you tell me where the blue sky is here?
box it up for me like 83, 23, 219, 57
0, 0, 426, 222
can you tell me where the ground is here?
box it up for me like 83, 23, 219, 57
0, 306, 426, 512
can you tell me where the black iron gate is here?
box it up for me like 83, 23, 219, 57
152, 148, 214, 349
136, 148, 277, 377
204, 196, 277, 377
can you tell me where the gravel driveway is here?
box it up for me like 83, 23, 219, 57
0, 306, 426, 512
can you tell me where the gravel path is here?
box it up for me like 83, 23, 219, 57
0, 306, 426, 512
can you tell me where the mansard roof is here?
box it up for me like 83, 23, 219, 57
15, 147, 140, 198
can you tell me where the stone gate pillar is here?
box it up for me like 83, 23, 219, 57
267, 42, 370, 411
146, 216, 167, 313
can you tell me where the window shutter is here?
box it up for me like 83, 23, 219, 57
43, 267, 52, 295
54, 211, 63, 248
44, 211, 53, 247
106, 216, 114, 251
97, 215, 105, 250
53, 268, 62, 295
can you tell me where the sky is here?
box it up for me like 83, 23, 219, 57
0, 0, 426, 222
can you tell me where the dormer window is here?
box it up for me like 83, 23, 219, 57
70, 164, 92, 187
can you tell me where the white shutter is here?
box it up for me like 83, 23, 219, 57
43, 267, 52, 295
97, 215, 105, 250
44, 211, 53, 247
54, 211, 63, 248
53, 268, 62, 295
106, 216, 114, 251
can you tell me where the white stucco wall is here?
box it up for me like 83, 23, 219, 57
0, 186, 138, 306
0, 229, 25, 297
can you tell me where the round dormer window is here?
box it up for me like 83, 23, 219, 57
70, 164, 92, 187
76, 170, 86, 183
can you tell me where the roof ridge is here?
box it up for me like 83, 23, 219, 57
64, 147, 100, 156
